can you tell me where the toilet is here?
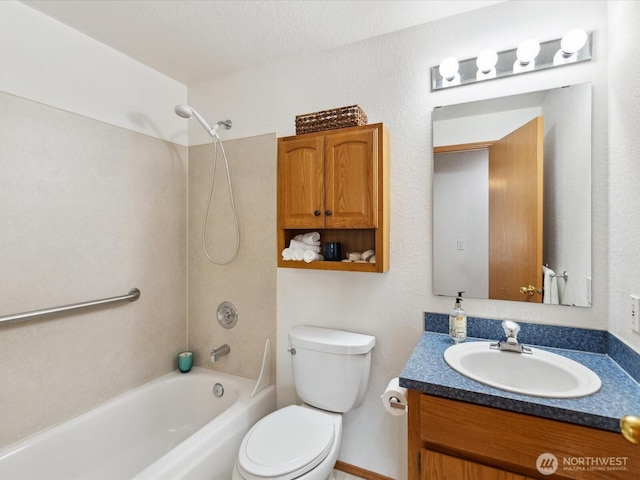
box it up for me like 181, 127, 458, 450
233, 325, 376, 480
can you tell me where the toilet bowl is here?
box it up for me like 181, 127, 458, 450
232, 326, 375, 480
232, 405, 342, 480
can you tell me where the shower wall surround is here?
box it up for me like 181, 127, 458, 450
187, 134, 277, 384
0, 91, 188, 449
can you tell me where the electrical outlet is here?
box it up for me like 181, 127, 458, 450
631, 295, 640, 334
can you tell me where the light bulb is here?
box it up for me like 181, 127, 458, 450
561, 29, 587, 56
516, 39, 540, 65
476, 49, 498, 74
554, 29, 588, 65
439, 57, 459, 81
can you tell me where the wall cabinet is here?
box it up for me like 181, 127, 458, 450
408, 390, 638, 480
277, 123, 389, 272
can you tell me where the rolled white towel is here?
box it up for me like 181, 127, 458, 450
302, 232, 321, 245
303, 250, 324, 263
289, 239, 321, 253
282, 248, 294, 261
348, 252, 362, 261
292, 248, 305, 261
294, 232, 321, 246
368, 254, 376, 263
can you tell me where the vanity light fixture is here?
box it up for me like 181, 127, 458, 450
431, 29, 592, 90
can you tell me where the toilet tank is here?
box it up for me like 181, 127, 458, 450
289, 326, 376, 413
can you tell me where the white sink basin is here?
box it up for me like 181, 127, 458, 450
444, 342, 601, 398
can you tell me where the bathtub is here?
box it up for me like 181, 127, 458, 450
0, 367, 276, 479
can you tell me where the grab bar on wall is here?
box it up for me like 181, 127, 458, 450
0, 288, 141, 325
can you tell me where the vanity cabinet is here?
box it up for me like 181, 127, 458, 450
277, 123, 389, 272
408, 390, 638, 480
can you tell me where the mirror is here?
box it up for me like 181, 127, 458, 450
433, 83, 591, 307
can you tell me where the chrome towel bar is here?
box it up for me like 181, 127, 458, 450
552, 270, 569, 281
544, 264, 568, 281
0, 288, 141, 325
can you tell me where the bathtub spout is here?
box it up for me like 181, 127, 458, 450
210, 344, 230, 363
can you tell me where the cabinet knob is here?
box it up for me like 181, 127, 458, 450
325, 210, 332, 216
621, 415, 640, 445
313, 210, 321, 217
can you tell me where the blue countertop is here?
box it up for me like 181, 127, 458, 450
399, 332, 640, 432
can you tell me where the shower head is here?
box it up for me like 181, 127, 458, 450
174, 105, 193, 119
174, 104, 218, 138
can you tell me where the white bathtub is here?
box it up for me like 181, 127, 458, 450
0, 367, 276, 480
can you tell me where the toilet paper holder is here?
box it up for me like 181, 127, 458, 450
388, 396, 407, 412
382, 377, 408, 415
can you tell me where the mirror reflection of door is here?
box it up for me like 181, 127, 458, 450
434, 116, 543, 303
488, 117, 543, 302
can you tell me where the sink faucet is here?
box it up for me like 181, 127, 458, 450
490, 321, 532, 354
210, 344, 230, 362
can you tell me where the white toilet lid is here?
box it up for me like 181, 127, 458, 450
238, 405, 335, 479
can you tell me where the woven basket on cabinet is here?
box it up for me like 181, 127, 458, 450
295, 105, 368, 135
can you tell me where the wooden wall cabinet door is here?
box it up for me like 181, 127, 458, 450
277, 123, 389, 272
324, 128, 378, 228
277, 135, 325, 229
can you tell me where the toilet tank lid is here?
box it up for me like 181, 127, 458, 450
289, 326, 375, 354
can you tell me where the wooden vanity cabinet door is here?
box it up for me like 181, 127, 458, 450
277, 135, 325, 228
422, 450, 533, 480
324, 127, 378, 228
408, 391, 639, 480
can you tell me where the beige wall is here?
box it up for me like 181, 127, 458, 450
0, 91, 188, 449
187, 134, 277, 384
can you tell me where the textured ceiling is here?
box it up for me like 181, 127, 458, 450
21, 0, 504, 85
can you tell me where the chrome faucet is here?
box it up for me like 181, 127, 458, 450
210, 344, 230, 362
490, 320, 532, 354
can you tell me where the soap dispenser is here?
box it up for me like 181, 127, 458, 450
449, 292, 467, 343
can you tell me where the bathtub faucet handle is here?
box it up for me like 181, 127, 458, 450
210, 344, 230, 363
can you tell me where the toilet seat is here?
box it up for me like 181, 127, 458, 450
237, 405, 335, 480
